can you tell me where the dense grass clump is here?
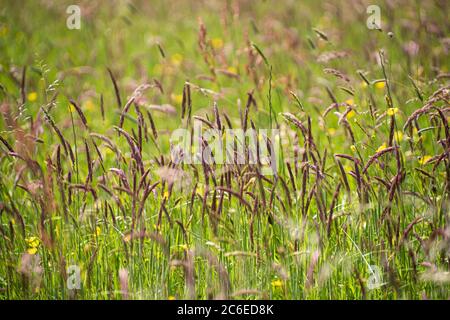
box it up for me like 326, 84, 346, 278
0, 0, 449, 299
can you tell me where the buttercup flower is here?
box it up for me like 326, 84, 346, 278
27, 92, 37, 102
387, 108, 399, 116
376, 143, 387, 153
271, 279, 283, 288
375, 81, 386, 90
418, 155, 432, 165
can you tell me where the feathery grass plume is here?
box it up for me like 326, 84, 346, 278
69, 184, 97, 200
408, 75, 423, 102
193, 116, 214, 129
181, 83, 187, 119
0, 135, 14, 152
100, 93, 105, 120
55, 145, 69, 220
335, 158, 350, 197
357, 70, 371, 86
222, 112, 233, 129
322, 102, 341, 117
362, 146, 397, 174
1, 0, 449, 300
145, 103, 177, 115
89, 133, 121, 158
289, 91, 305, 111
324, 68, 350, 83
339, 86, 355, 96
156, 42, 165, 58
340, 118, 355, 144
313, 28, 328, 41
400, 216, 424, 247
98, 184, 126, 217
113, 126, 144, 174
286, 162, 296, 192
402, 99, 439, 131
215, 186, 252, 210
69, 99, 88, 129
213, 101, 221, 131
216, 68, 240, 79
109, 168, 131, 191
146, 110, 158, 140
242, 91, 254, 132
251, 42, 269, 67
281, 112, 307, 137
433, 106, 449, 142
107, 67, 122, 109
338, 106, 356, 125
40, 104, 69, 160
119, 97, 135, 128
186, 82, 192, 122
317, 50, 348, 63
325, 86, 338, 104
388, 115, 395, 147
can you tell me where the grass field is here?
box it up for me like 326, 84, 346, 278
0, 0, 449, 300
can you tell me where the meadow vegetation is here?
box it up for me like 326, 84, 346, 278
0, 0, 449, 299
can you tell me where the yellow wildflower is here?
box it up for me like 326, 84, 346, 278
375, 81, 386, 90
95, 226, 101, 237
25, 236, 40, 255
394, 131, 403, 143
227, 66, 237, 74
168, 296, 176, 300
346, 110, 356, 119
211, 38, 224, 49
25, 236, 40, 248
83, 99, 95, 111
376, 143, 387, 153
171, 93, 183, 105
345, 99, 354, 106
387, 108, 398, 116
350, 145, 356, 152
27, 247, 38, 255
27, 92, 38, 102
418, 155, 432, 165
170, 53, 183, 66
102, 146, 113, 156
271, 279, 283, 288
